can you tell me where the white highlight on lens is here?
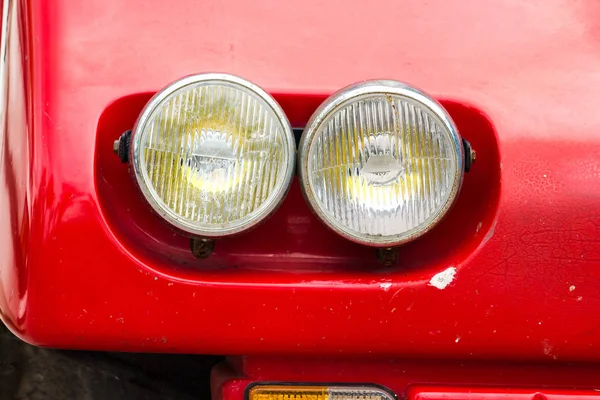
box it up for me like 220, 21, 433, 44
298, 80, 464, 247
131, 73, 295, 237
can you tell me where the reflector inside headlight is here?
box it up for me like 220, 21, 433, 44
298, 80, 464, 247
248, 385, 396, 400
131, 73, 295, 237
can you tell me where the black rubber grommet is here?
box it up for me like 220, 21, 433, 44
462, 138, 473, 172
118, 130, 132, 163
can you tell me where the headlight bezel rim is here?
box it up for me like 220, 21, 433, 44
297, 79, 465, 247
130, 73, 296, 238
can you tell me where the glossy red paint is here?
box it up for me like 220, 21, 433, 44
213, 357, 600, 400
410, 387, 600, 400
2, 0, 600, 365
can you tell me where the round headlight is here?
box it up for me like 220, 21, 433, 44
298, 80, 464, 247
131, 73, 295, 237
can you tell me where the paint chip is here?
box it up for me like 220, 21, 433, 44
379, 282, 392, 291
542, 339, 553, 356
569, 285, 576, 292
429, 267, 457, 290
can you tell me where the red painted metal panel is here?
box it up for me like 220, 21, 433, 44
1, 0, 600, 363
410, 388, 600, 400
214, 358, 600, 400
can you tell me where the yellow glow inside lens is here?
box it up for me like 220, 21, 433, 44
306, 93, 458, 242
138, 81, 291, 231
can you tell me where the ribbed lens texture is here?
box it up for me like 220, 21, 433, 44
250, 387, 328, 400
139, 82, 288, 230
329, 388, 393, 400
307, 95, 458, 240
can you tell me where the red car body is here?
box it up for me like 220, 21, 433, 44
1, 0, 600, 398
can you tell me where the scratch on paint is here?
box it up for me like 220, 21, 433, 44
482, 220, 497, 245
476, 222, 482, 233
429, 267, 457, 290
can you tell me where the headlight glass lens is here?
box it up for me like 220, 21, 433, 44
299, 80, 463, 246
132, 74, 295, 237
